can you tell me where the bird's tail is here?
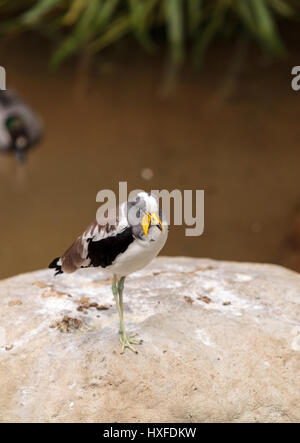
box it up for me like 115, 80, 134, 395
49, 257, 63, 276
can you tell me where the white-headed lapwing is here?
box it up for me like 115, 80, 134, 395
49, 192, 168, 353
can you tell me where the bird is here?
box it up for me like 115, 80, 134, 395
49, 192, 168, 353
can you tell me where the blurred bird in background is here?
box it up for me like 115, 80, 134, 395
0, 89, 42, 163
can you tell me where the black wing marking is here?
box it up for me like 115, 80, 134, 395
87, 226, 134, 268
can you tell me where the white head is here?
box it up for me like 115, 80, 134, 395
127, 192, 163, 239
136, 192, 159, 213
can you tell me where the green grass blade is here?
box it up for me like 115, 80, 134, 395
165, 0, 184, 64
192, 11, 224, 67
252, 0, 285, 55
268, 0, 295, 17
51, 0, 102, 67
96, 0, 121, 31
236, 0, 285, 55
88, 16, 131, 54
192, 0, 229, 67
20, 0, 61, 26
235, 0, 256, 33
63, 0, 89, 26
187, 0, 203, 36
128, 0, 158, 50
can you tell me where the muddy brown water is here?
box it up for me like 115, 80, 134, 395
0, 36, 299, 279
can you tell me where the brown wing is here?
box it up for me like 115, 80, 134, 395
51, 208, 120, 274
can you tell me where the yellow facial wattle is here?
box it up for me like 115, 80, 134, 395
142, 213, 151, 237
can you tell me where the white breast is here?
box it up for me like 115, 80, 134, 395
105, 222, 168, 277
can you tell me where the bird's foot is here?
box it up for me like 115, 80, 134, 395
119, 332, 143, 354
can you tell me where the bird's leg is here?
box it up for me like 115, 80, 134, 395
118, 276, 125, 321
111, 274, 142, 354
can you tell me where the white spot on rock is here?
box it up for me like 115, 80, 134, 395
196, 328, 215, 347
233, 273, 252, 282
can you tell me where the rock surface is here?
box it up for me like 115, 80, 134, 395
0, 257, 299, 423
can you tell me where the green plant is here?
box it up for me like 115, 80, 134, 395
0, 0, 298, 66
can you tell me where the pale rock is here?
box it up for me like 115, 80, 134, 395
0, 257, 299, 423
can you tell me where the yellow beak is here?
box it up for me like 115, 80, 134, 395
142, 212, 163, 237
150, 212, 163, 231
